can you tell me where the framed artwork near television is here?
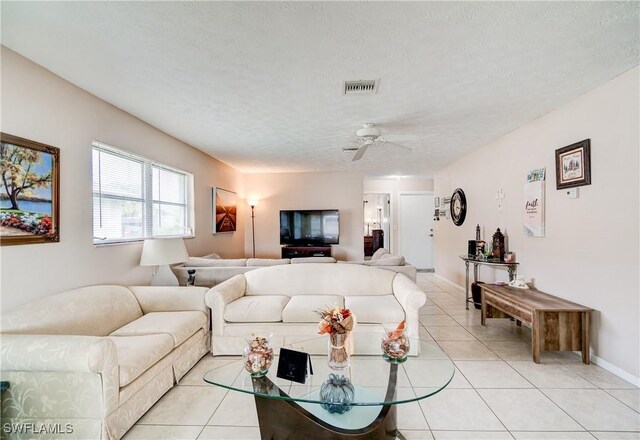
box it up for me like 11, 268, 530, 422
212, 187, 237, 233
0, 132, 60, 246
555, 139, 591, 190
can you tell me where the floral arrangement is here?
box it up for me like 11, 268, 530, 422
316, 305, 354, 335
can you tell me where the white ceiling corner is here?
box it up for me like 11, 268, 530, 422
1, 1, 638, 178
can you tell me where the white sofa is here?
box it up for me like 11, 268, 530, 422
204, 263, 426, 355
0, 285, 210, 440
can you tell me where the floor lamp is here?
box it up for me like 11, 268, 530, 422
248, 199, 259, 258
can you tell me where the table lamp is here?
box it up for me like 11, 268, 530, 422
140, 237, 189, 286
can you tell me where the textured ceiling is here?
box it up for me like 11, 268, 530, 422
1, 2, 638, 177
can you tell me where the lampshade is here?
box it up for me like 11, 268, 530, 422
248, 199, 259, 207
140, 238, 189, 266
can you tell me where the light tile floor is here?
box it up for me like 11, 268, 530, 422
125, 273, 640, 440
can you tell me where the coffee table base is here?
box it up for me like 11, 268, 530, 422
254, 394, 398, 440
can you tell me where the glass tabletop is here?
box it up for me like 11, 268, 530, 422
203, 332, 455, 407
459, 255, 519, 266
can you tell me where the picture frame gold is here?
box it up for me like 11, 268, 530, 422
0, 133, 60, 246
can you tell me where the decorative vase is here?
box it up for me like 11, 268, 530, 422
328, 332, 350, 370
243, 335, 274, 377
320, 374, 355, 414
381, 325, 410, 363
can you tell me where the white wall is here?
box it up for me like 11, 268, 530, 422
244, 172, 364, 261
434, 67, 639, 379
364, 178, 434, 254
0, 47, 245, 312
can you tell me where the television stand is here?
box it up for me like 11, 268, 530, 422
281, 246, 332, 258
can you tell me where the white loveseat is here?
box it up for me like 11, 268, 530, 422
204, 263, 426, 355
0, 285, 210, 440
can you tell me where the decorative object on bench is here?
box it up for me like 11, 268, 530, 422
508, 276, 529, 289
243, 334, 274, 377
480, 283, 593, 364
320, 374, 355, 414
213, 187, 237, 233
381, 320, 409, 363
0, 132, 60, 246
450, 188, 467, 226
140, 237, 189, 286
555, 139, 591, 190
317, 305, 354, 370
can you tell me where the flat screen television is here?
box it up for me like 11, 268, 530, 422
280, 210, 339, 245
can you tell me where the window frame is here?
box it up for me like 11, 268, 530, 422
92, 141, 195, 246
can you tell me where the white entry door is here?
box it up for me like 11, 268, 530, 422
399, 193, 434, 269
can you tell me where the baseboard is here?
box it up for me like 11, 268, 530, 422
434, 273, 465, 293
588, 353, 640, 387
435, 273, 640, 387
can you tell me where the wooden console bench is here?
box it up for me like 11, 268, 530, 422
480, 284, 592, 364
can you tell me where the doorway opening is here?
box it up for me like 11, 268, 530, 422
363, 193, 391, 258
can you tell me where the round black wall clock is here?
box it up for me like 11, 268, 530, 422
450, 188, 467, 226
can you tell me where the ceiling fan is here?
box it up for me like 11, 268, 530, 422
343, 123, 412, 161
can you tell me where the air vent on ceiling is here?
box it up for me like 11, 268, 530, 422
343, 80, 378, 95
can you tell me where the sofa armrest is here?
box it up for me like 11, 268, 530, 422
392, 274, 427, 339
1, 334, 117, 373
205, 275, 247, 335
0, 335, 120, 418
129, 286, 209, 314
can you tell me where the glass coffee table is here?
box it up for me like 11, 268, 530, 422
204, 332, 454, 439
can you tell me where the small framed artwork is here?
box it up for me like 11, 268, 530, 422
1, 133, 60, 246
212, 187, 237, 233
555, 139, 591, 190
434, 197, 440, 208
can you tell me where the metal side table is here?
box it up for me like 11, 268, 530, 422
459, 255, 518, 310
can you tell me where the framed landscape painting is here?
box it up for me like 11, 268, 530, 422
213, 187, 237, 233
555, 139, 591, 190
0, 133, 60, 246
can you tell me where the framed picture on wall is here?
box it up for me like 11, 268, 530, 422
0, 132, 60, 246
555, 139, 591, 190
212, 187, 237, 233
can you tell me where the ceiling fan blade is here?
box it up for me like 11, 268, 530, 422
352, 143, 370, 161
378, 137, 412, 151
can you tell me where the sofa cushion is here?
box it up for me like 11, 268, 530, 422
282, 295, 344, 323
224, 296, 290, 323
371, 248, 390, 261
290, 257, 336, 264
344, 295, 405, 323
108, 334, 174, 387
201, 252, 221, 259
110, 311, 207, 346
246, 258, 290, 267
185, 258, 247, 267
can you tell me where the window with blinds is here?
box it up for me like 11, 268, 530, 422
92, 142, 194, 244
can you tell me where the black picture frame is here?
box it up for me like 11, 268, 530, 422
276, 348, 313, 384
555, 139, 591, 190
